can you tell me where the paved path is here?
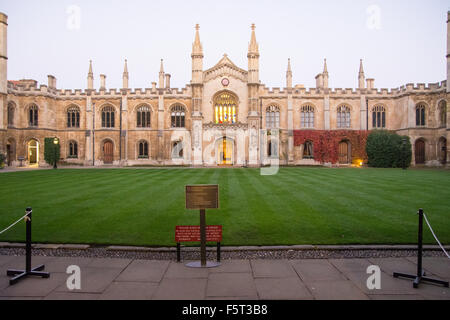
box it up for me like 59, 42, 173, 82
0, 255, 448, 300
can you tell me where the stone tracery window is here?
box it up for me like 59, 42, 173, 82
7, 102, 15, 126
303, 141, 314, 159
438, 100, 447, 127
171, 105, 185, 128
266, 105, 280, 128
102, 106, 115, 128
337, 105, 351, 129
67, 106, 80, 128
416, 103, 426, 127
138, 140, 149, 158
300, 105, 314, 128
214, 92, 237, 124
29, 104, 38, 127
68, 141, 78, 158
372, 105, 386, 129
137, 105, 151, 128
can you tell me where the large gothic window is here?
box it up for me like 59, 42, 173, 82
7, 102, 15, 126
300, 105, 314, 128
439, 100, 447, 127
266, 105, 280, 128
416, 103, 426, 127
29, 104, 38, 127
337, 105, 351, 129
372, 105, 386, 129
102, 106, 115, 128
171, 105, 186, 128
303, 141, 314, 159
67, 106, 80, 128
214, 92, 237, 124
137, 105, 151, 128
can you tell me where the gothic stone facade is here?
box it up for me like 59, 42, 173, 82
0, 14, 449, 168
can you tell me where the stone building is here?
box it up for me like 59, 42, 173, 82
0, 13, 449, 168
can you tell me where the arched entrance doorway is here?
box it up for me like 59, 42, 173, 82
338, 140, 351, 164
415, 139, 425, 165
438, 137, 447, 165
28, 139, 39, 165
6, 138, 16, 166
218, 137, 233, 166
103, 140, 114, 164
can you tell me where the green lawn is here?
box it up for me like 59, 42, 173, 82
0, 167, 449, 246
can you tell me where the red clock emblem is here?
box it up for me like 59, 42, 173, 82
221, 78, 230, 87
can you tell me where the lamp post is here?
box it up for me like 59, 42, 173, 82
53, 137, 59, 169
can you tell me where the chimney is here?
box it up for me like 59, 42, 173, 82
100, 74, 106, 90
165, 74, 171, 89
366, 78, 375, 90
47, 75, 56, 89
315, 73, 324, 89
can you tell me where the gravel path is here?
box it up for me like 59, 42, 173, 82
0, 247, 447, 261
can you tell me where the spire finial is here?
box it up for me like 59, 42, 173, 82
88, 60, 93, 74
359, 59, 364, 74
160, 59, 164, 73
124, 59, 128, 73
251, 23, 255, 31
323, 58, 328, 73
248, 23, 259, 54
195, 24, 200, 31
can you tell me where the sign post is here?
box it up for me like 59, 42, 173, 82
185, 185, 220, 268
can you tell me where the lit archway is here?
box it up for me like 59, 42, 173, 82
28, 139, 39, 165
214, 91, 238, 124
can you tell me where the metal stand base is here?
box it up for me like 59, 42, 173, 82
7, 265, 50, 286
394, 271, 449, 289
186, 261, 221, 268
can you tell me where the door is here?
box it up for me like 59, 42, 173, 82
439, 138, 447, 165
6, 144, 11, 166
219, 138, 232, 165
28, 140, 38, 165
103, 141, 113, 164
338, 141, 349, 164
415, 139, 425, 164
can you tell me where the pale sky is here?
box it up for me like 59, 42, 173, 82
1, 0, 449, 90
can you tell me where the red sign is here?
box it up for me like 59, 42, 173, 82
175, 226, 222, 242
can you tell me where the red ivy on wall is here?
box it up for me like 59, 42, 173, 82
294, 130, 369, 164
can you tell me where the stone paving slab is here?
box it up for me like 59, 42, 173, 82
153, 278, 208, 300
100, 282, 158, 300
115, 260, 170, 283
255, 277, 313, 300
0, 255, 448, 300
251, 260, 297, 278
207, 273, 258, 298
290, 259, 346, 282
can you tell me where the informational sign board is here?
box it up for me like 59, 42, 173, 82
185, 185, 219, 210
175, 225, 223, 243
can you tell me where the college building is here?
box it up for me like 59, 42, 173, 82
0, 12, 449, 167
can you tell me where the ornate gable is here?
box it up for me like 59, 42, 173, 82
203, 54, 248, 83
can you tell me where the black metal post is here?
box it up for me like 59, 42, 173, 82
200, 209, 206, 267
217, 242, 221, 262
53, 144, 57, 169
7, 207, 50, 285
393, 209, 449, 288
177, 243, 181, 263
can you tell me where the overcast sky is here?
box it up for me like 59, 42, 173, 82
2, 0, 449, 90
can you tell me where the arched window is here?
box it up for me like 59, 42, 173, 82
67, 106, 80, 128
7, 102, 15, 126
266, 105, 280, 128
372, 105, 386, 129
171, 105, 185, 128
303, 141, 314, 159
68, 141, 78, 158
416, 103, 426, 127
138, 141, 149, 158
214, 92, 237, 124
137, 105, 151, 128
300, 105, 314, 128
337, 105, 351, 129
438, 100, 447, 127
172, 141, 183, 158
29, 105, 38, 127
102, 106, 115, 128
